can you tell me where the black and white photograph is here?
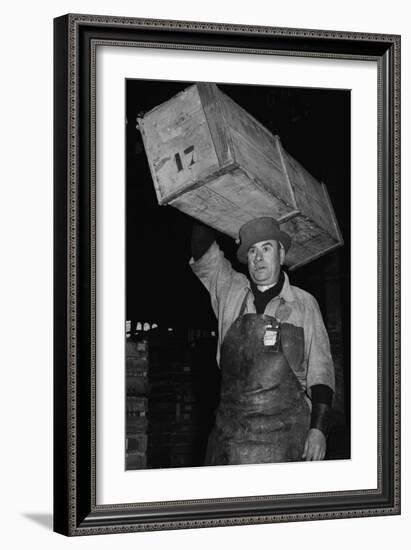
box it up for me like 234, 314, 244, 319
50, 10, 400, 538
0, 0, 406, 545
125, 79, 351, 470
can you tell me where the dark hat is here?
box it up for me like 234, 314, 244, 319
236, 217, 292, 264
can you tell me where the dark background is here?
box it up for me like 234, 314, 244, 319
125, 79, 351, 468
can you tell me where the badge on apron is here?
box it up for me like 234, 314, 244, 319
263, 320, 281, 352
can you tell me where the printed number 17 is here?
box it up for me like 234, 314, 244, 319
175, 145, 196, 172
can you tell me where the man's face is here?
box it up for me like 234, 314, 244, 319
247, 239, 284, 286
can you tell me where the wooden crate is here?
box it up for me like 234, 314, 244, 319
126, 450, 147, 470
126, 357, 148, 377
127, 434, 148, 453
126, 415, 148, 434
126, 339, 149, 358
138, 83, 343, 269
126, 375, 149, 395
126, 396, 148, 416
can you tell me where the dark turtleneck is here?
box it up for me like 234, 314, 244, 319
250, 269, 285, 314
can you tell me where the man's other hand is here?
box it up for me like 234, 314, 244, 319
302, 428, 326, 461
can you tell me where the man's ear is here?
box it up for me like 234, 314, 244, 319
279, 243, 285, 266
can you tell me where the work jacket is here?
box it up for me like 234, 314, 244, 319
190, 241, 335, 396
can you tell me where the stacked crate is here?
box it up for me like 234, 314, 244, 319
147, 329, 200, 469
126, 339, 149, 469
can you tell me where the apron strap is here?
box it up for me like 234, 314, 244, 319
237, 289, 251, 319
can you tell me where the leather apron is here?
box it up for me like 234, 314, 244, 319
205, 294, 310, 466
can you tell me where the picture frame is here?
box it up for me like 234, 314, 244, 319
53, 13, 400, 536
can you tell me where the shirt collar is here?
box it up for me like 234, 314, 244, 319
246, 271, 295, 302
280, 271, 295, 302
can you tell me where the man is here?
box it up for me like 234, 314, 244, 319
190, 217, 335, 465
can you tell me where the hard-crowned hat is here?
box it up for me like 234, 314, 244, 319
236, 217, 292, 264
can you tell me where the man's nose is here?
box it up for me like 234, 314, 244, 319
255, 249, 263, 261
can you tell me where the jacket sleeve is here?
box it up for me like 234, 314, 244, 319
304, 295, 335, 395
190, 242, 238, 319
